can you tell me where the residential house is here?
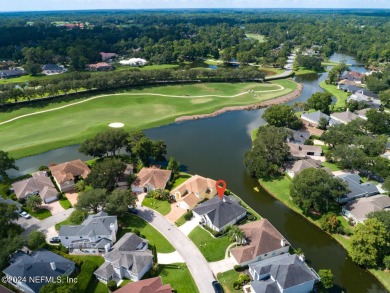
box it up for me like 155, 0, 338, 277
330, 109, 360, 125
131, 167, 171, 193
230, 219, 290, 266
49, 159, 91, 192
300, 111, 329, 127
119, 58, 148, 66
42, 64, 66, 75
115, 277, 173, 293
192, 196, 247, 232
245, 253, 319, 293
347, 92, 380, 108
0, 196, 22, 213
356, 108, 370, 120
2, 249, 75, 293
94, 233, 153, 284
0, 68, 25, 79
100, 52, 118, 61
116, 164, 134, 190
59, 211, 118, 251
170, 175, 217, 210
286, 159, 323, 178
337, 173, 379, 203
288, 143, 322, 159
87, 62, 113, 71
286, 130, 310, 145
11, 171, 58, 203
340, 71, 364, 84
342, 194, 390, 224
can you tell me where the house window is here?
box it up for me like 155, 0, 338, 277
65, 237, 68, 239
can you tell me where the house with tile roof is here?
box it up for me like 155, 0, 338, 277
94, 233, 153, 284
2, 249, 75, 293
342, 194, 390, 224
245, 253, 319, 293
49, 159, 91, 192
336, 173, 379, 203
11, 171, 58, 203
59, 211, 118, 251
131, 167, 171, 193
115, 277, 173, 293
230, 219, 290, 266
171, 175, 217, 210
340, 71, 364, 84
330, 109, 360, 125
288, 143, 322, 159
286, 159, 323, 178
193, 196, 247, 232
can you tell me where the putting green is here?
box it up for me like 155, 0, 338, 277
0, 80, 297, 159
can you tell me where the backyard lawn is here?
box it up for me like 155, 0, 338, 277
188, 226, 231, 262
142, 197, 171, 216
217, 269, 242, 293
320, 81, 349, 109
119, 214, 175, 253
171, 173, 191, 189
0, 80, 297, 159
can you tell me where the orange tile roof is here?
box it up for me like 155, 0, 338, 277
132, 167, 172, 190
49, 159, 91, 184
115, 277, 172, 293
171, 175, 216, 198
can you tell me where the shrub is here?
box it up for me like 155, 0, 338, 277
383, 255, 390, 270
248, 215, 256, 221
69, 209, 87, 225
304, 138, 314, 145
107, 280, 117, 292
319, 212, 340, 233
132, 229, 141, 236
39, 165, 49, 171
224, 189, 231, 195
27, 231, 46, 250
233, 273, 250, 289
184, 210, 193, 221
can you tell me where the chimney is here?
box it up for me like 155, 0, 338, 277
104, 243, 111, 253
110, 223, 116, 243
50, 262, 56, 271
298, 254, 305, 262
280, 238, 287, 247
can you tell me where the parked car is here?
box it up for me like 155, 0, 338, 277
212, 281, 224, 293
49, 237, 61, 244
20, 211, 31, 219
128, 206, 138, 214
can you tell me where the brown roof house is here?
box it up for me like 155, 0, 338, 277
87, 62, 113, 71
342, 194, 390, 224
288, 143, 322, 159
12, 171, 58, 203
170, 175, 217, 210
330, 109, 359, 125
49, 159, 91, 192
131, 167, 171, 193
286, 159, 331, 178
115, 277, 173, 293
230, 219, 290, 266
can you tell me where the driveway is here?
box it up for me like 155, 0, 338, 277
41, 200, 65, 215
209, 256, 237, 275
65, 193, 79, 206
165, 204, 186, 223
136, 206, 216, 293
45, 226, 59, 243
178, 216, 199, 236
157, 251, 184, 264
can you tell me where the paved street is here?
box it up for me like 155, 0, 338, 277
137, 206, 216, 293
157, 251, 184, 264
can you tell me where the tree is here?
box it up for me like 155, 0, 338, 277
24, 63, 42, 76
147, 189, 170, 201
307, 92, 333, 114
383, 177, 390, 193
227, 226, 245, 244
262, 105, 303, 130
290, 168, 349, 214
367, 210, 390, 233
350, 218, 390, 267
0, 150, 18, 179
365, 109, 390, 135
105, 189, 137, 216
379, 90, 390, 108
86, 158, 126, 191
26, 230, 46, 250
383, 255, 390, 270
26, 195, 42, 212
318, 116, 328, 130
331, 145, 367, 170
69, 209, 87, 225
129, 133, 167, 166
319, 212, 340, 233
167, 157, 180, 180
75, 188, 107, 213
245, 126, 290, 178
40, 278, 78, 293
318, 269, 334, 289
107, 280, 117, 292
0, 202, 20, 238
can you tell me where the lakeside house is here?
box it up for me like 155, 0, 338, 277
2, 249, 75, 293
131, 167, 171, 193
100, 52, 118, 61
347, 92, 381, 109
0, 68, 25, 79
170, 175, 217, 210
300, 110, 340, 128
119, 58, 148, 66
0, 196, 22, 213
115, 164, 134, 190
245, 253, 319, 293
286, 130, 310, 145
230, 219, 290, 266
288, 143, 322, 159
42, 64, 66, 75
94, 233, 153, 284
59, 211, 118, 252
49, 159, 91, 192
336, 173, 379, 203
286, 159, 324, 178
115, 277, 173, 293
87, 62, 113, 71
340, 71, 364, 84
342, 194, 390, 224
192, 196, 247, 232
11, 171, 58, 203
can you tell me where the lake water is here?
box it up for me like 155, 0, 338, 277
9, 54, 386, 292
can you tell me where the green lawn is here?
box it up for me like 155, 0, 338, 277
204, 59, 224, 65
246, 33, 266, 43
217, 269, 241, 293
261, 67, 285, 76
142, 198, 171, 216
188, 226, 231, 262
321, 161, 342, 172
175, 212, 189, 227
119, 214, 175, 253
55, 218, 72, 230
0, 80, 297, 159
59, 197, 72, 209
23, 206, 52, 220
171, 173, 192, 189
370, 268, 390, 292
320, 81, 349, 109
294, 67, 320, 76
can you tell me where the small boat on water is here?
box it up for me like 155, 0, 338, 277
253, 187, 259, 192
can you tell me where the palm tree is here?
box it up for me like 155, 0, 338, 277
227, 226, 245, 245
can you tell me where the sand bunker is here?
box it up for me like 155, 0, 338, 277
108, 122, 124, 128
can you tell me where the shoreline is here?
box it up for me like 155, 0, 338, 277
175, 81, 303, 122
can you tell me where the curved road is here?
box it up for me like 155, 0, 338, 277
136, 206, 216, 293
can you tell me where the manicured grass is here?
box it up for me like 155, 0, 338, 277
321, 61, 352, 66
322, 161, 342, 172
59, 197, 72, 209
217, 269, 241, 293
370, 268, 390, 292
175, 213, 188, 227
171, 173, 192, 189
139, 64, 180, 70
119, 214, 175, 253
246, 33, 266, 43
260, 67, 285, 76
250, 128, 258, 141
119, 279, 132, 287
320, 81, 349, 109
142, 198, 171, 216
0, 80, 297, 159
86, 280, 108, 293
55, 218, 72, 230
23, 206, 52, 220
188, 226, 231, 262
204, 59, 224, 65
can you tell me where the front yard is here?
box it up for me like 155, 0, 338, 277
22, 206, 52, 220
217, 269, 242, 293
188, 226, 231, 262
142, 197, 171, 216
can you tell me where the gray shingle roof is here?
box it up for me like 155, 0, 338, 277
0, 196, 22, 209
192, 196, 247, 229
2, 249, 75, 293
287, 130, 310, 144
337, 173, 379, 201
301, 111, 330, 124
249, 254, 318, 291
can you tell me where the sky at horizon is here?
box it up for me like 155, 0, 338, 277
1, 0, 390, 12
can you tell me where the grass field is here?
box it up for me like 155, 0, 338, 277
217, 269, 241, 293
142, 198, 171, 215
0, 80, 297, 159
23, 206, 52, 220
320, 81, 349, 109
245, 33, 266, 43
